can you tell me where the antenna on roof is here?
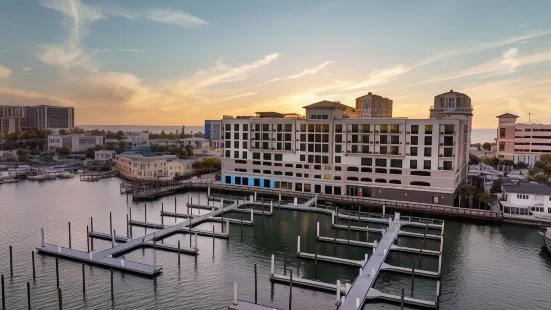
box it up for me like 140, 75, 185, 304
527, 112, 532, 123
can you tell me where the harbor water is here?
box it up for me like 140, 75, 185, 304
0, 178, 550, 309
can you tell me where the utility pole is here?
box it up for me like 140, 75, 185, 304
527, 112, 532, 123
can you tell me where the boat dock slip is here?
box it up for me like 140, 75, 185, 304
88, 231, 129, 243
366, 288, 436, 308
38, 243, 161, 277
391, 244, 441, 256
337, 212, 443, 229
210, 217, 254, 226
38, 200, 244, 277
380, 263, 439, 279
177, 228, 229, 239
270, 273, 347, 294
332, 223, 384, 234
297, 252, 366, 267
317, 236, 376, 248
160, 210, 199, 219
398, 230, 442, 240
143, 242, 197, 255
228, 300, 281, 310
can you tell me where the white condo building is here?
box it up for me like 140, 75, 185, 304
219, 91, 472, 206
47, 134, 105, 152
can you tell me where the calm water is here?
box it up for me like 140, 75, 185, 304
0, 178, 549, 310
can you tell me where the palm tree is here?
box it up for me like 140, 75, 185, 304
461, 184, 477, 208
477, 192, 493, 210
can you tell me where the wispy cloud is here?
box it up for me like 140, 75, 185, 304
345, 65, 410, 90
417, 30, 551, 66
412, 48, 551, 85
21, 67, 33, 72
0, 66, 13, 78
144, 9, 208, 28
193, 53, 280, 89
94, 48, 144, 53
219, 92, 258, 103
288, 61, 334, 79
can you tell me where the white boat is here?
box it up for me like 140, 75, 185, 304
27, 175, 46, 181
58, 172, 75, 179
540, 228, 551, 254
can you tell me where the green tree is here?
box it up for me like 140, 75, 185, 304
89, 129, 103, 136
5, 131, 20, 141
72, 127, 86, 134
472, 143, 481, 150
482, 142, 492, 151
460, 184, 478, 208
16, 149, 28, 161
490, 178, 503, 194
116, 131, 125, 139
58, 129, 68, 135
515, 161, 528, 169
477, 191, 493, 210
469, 154, 480, 165
184, 145, 194, 157
86, 145, 105, 158
56, 146, 71, 155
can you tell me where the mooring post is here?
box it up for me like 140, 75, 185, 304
68, 222, 71, 249
293, 197, 297, 206
208, 186, 210, 197
240, 219, 243, 242
289, 270, 293, 310
270, 200, 273, 213
226, 220, 230, 236
212, 225, 215, 252
126, 215, 129, 238
278, 192, 281, 202
111, 229, 115, 248
401, 288, 404, 310
41, 228, 44, 247
336, 280, 341, 303
174, 197, 177, 214
336, 207, 339, 223
270, 254, 274, 276
297, 236, 300, 255
254, 264, 258, 304
161, 203, 164, 226
366, 225, 369, 241
233, 282, 238, 305
55, 258, 59, 289
177, 240, 181, 268
316, 221, 319, 238
332, 211, 335, 225
358, 205, 361, 220
436, 295, 440, 310
1, 274, 5, 310
194, 232, 198, 253
254, 192, 257, 201
109, 212, 113, 237
383, 205, 386, 216
57, 287, 62, 310
31, 251, 35, 280
27, 281, 30, 310
333, 230, 336, 256
145, 204, 147, 222
250, 208, 253, 224
348, 217, 351, 245
82, 264, 85, 299
9, 246, 13, 278
153, 240, 157, 271
110, 269, 114, 300
284, 248, 287, 275
411, 260, 415, 297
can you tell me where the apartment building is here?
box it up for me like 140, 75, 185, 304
47, 134, 105, 152
0, 105, 74, 133
355, 92, 393, 117
0, 106, 26, 134
205, 120, 223, 148
115, 152, 197, 181
496, 113, 551, 165
219, 91, 472, 206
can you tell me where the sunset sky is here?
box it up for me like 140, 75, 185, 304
0, 0, 550, 128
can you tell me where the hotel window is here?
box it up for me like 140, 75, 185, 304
410, 147, 418, 156
262, 124, 269, 131
335, 134, 342, 143
423, 160, 431, 170
300, 134, 306, 141
300, 144, 306, 151
234, 124, 239, 131
324, 174, 332, 180
234, 141, 239, 148
335, 124, 342, 133
243, 124, 248, 131
253, 152, 260, 159
380, 124, 388, 133
424, 125, 433, 134
242, 133, 248, 140
335, 156, 341, 163
411, 125, 419, 134
300, 124, 307, 132
263, 153, 271, 160
424, 147, 432, 157
234, 151, 239, 158
225, 124, 231, 131
242, 151, 247, 159
375, 158, 386, 167
499, 142, 505, 151
424, 136, 432, 145
361, 158, 372, 166
410, 160, 417, 169
335, 144, 342, 153
390, 159, 402, 168
300, 154, 305, 161
225, 150, 230, 157
243, 141, 248, 149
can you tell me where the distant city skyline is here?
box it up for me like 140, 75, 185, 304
1, 0, 551, 128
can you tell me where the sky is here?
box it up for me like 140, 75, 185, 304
0, 0, 550, 128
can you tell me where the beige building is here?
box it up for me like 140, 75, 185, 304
0, 105, 74, 133
220, 91, 472, 206
496, 113, 551, 166
115, 152, 198, 181
355, 92, 393, 117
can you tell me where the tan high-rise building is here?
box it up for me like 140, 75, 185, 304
355, 92, 393, 118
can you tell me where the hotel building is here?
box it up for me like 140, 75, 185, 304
47, 134, 105, 152
496, 113, 551, 166
355, 92, 393, 118
219, 91, 472, 206
0, 105, 74, 134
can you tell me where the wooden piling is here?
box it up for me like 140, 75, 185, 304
289, 270, 293, 310
90, 217, 94, 251
110, 269, 114, 300
284, 248, 287, 275
177, 240, 181, 268
57, 287, 62, 310
109, 212, 113, 237
9, 246, 13, 278
56, 258, 59, 289
333, 230, 336, 256
68, 222, 71, 249
347, 217, 351, 245
27, 281, 31, 310
240, 219, 243, 242
82, 264, 85, 299
1, 274, 5, 310
254, 264, 258, 304
411, 260, 415, 297
126, 214, 129, 238
174, 197, 177, 214
161, 203, 164, 226
400, 288, 404, 310
212, 225, 215, 252
189, 223, 192, 247
436, 295, 440, 310
145, 204, 147, 223
31, 251, 35, 280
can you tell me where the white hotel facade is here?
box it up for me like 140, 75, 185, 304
219, 91, 472, 206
